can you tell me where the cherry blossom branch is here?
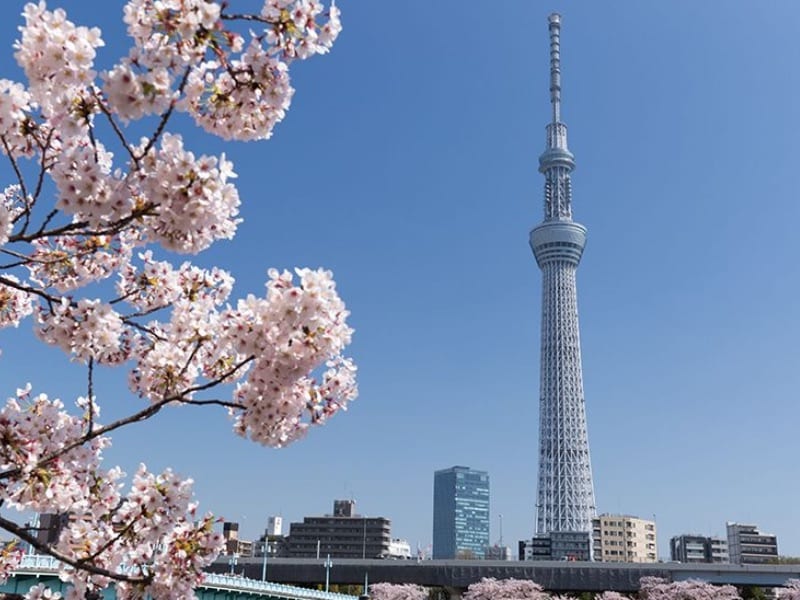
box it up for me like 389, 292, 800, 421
220, 13, 275, 24
136, 66, 192, 161
31, 129, 55, 204
0, 274, 61, 305
0, 355, 255, 481
1, 136, 30, 229
0, 515, 149, 584
92, 89, 138, 166
87, 358, 95, 434
182, 398, 245, 410
121, 319, 166, 341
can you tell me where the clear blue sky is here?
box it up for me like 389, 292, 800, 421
2, 1, 800, 560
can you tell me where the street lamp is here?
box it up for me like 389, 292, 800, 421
228, 553, 238, 575
323, 554, 333, 592
261, 539, 269, 581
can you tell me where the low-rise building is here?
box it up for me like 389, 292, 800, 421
726, 522, 778, 565
223, 522, 254, 557
670, 534, 729, 563
592, 514, 657, 563
485, 544, 512, 561
519, 531, 591, 561
287, 500, 392, 559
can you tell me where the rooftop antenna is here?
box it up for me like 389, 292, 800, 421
499, 513, 504, 546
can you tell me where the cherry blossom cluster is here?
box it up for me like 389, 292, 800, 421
131, 133, 241, 253
27, 232, 136, 292
13, 1, 103, 120
779, 580, 800, 600
127, 259, 238, 400
464, 577, 551, 600
35, 298, 129, 364
0, 80, 33, 157
0, 274, 34, 328
49, 137, 130, 229
223, 268, 356, 446
639, 577, 741, 600
0, 185, 24, 245
55, 465, 222, 599
24, 584, 62, 600
0, 386, 114, 514
262, 0, 342, 60
180, 41, 294, 141
117, 250, 232, 312
0, 542, 23, 585
370, 583, 429, 600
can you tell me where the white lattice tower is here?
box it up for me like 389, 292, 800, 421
530, 13, 597, 535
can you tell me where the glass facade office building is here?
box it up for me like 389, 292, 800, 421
432, 466, 490, 559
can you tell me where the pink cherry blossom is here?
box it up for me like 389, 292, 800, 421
639, 577, 741, 600
370, 583, 429, 600
464, 577, 552, 600
777, 580, 800, 600
0, 274, 34, 328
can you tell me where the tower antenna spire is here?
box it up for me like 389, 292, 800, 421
548, 13, 562, 124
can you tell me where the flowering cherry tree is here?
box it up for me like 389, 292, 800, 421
638, 577, 741, 600
369, 583, 429, 600
0, 1, 354, 598
463, 577, 552, 600
778, 580, 800, 600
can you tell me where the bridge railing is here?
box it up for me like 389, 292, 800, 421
14, 554, 62, 572
13, 555, 357, 600
202, 573, 358, 600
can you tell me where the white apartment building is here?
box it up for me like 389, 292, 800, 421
592, 514, 657, 563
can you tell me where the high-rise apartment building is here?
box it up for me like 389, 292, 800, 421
531, 13, 596, 538
432, 466, 490, 559
670, 534, 728, 563
726, 522, 778, 564
592, 514, 657, 563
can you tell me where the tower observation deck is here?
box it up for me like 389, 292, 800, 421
530, 13, 597, 535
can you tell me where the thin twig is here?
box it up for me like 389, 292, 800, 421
2, 135, 31, 230
92, 88, 138, 166
137, 66, 192, 160
87, 358, 95, 434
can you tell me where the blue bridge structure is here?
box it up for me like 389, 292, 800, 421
1, 555, 359, 600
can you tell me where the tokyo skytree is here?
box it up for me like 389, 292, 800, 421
530, 13, 597, 535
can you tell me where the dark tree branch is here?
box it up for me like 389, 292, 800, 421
182, 398, 245, 410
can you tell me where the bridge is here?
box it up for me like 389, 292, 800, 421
209, 557, 800, 593
1, 555, 359, 600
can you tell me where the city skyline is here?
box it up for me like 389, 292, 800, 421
1, 1, 800, 561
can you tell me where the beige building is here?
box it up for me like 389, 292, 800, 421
592, 514, 657, 562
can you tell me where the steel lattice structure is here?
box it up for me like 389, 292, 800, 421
530, 14, 597, 535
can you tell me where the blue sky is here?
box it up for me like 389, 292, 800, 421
2, 0, 800, 560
